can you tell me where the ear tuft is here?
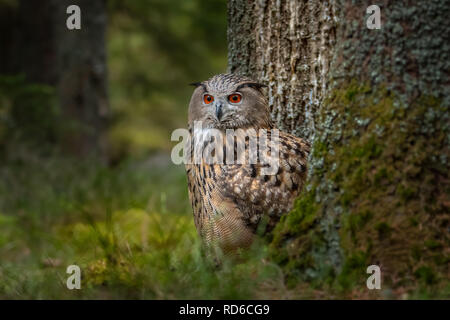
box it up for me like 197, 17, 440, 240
189, 82, 207, 91
248, 82, 268, 89
236, 82, 268, 91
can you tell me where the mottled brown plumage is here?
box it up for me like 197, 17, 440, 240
186, 74, 310, 254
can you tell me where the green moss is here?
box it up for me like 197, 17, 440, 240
283, 193, 318, 235
424, 240, 442, 250
271, 81, 449, 295
374, 222, 392, 239
337, 251, 368, 290
269, 188, 329, 283
414, 266, 437, 285
411, 245, 422, 261
345, 210, 373, 243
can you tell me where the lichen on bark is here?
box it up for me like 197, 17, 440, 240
228, 0, 337, 141
271, 82, 449, 293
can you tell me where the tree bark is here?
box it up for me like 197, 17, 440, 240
228, 0, 337, 141
2, 0, 109, 158
228, 0, 449, 294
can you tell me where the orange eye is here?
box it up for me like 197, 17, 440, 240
203, 94, 214, 104
228, 93, 242, 103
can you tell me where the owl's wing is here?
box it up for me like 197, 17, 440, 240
186, 162, 255, 251
217, 129, 310, 232
186, 164, 201, 230
186, 129, 310, 252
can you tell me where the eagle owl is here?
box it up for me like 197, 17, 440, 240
186, 73, 310, 254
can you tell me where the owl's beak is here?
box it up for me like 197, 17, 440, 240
214, 101, 223, 121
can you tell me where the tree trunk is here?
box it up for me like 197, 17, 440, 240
228, 0, 337, 141
2, 0, 109, 158
228, 0, 449, 294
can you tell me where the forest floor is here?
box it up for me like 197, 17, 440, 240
0, 151, 445, 299
0, 151, 287, 299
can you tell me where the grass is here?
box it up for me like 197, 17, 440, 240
0, 149, 291, 299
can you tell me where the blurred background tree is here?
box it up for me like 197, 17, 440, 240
107, 0, 227, 160
0, 0, 227, 161
0, 0, 108, 158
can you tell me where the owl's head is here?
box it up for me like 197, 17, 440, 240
188, 73, 271, 130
